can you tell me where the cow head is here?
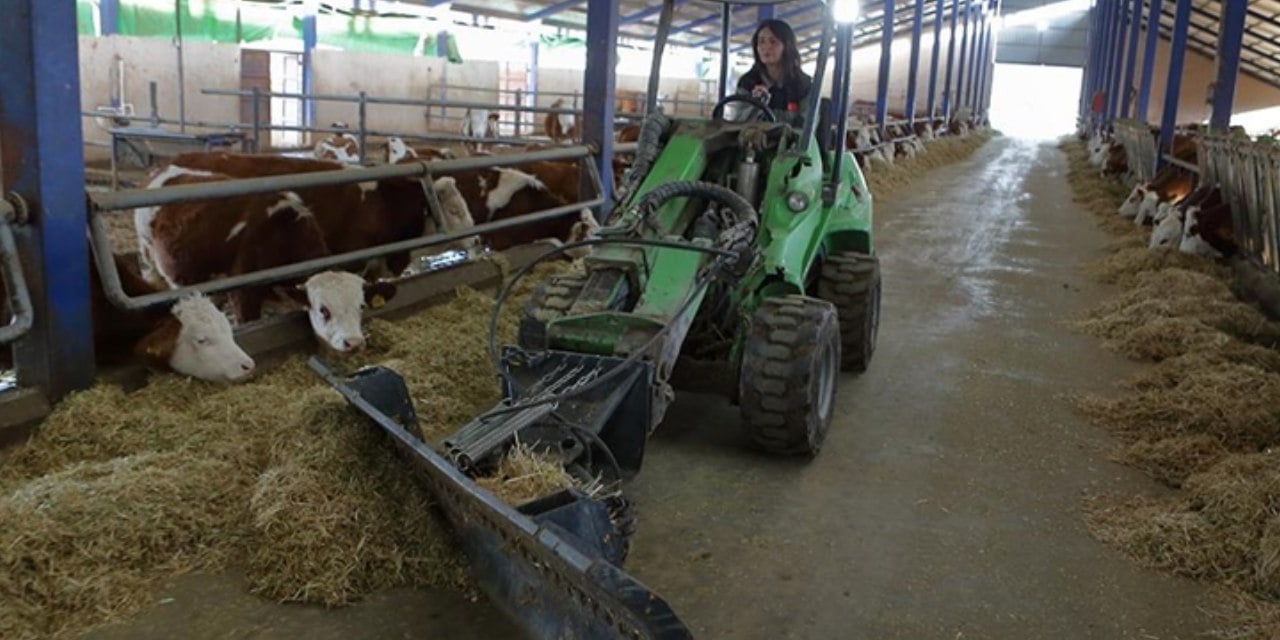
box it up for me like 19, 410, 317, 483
136, 293, 255, 383
298, 271, 396, 353
1134, 191, 1161, 225
386, 136, 418, 164
315, 133, 360, 164
1148, 208, 1184, 249
429, 176, 480, 250
1117, 186, 1145, 217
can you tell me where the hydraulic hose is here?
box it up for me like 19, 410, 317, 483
630, 180, 758, 228
613, 111, 671, 206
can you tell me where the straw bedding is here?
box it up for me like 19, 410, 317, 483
863, 132, 992, 198
1061, 137, 1280, 637
0, 261, 574, 639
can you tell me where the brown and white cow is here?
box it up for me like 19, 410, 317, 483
544, 99, 578, 142
314, 123, 361, 164
1147, 185, 1223, 250
383, 136, 456, 165
159, 152, 478, 276
1120, 165, 1196, 224
1179, 199, 1236, 258
461, 109, 500, 152
1, 249, 255, 382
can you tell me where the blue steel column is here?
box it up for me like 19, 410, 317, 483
965, 4, 984, 109
942, 0, 961, 118
100, 0, 118, 35
955, 0, 973, 113
904, 0, 927, 123
1105, 0, 1128, 123
1157, 0, 1192, 171
1118, 0, 1142, 117
1136, 0, 1163, 121
970, 2, 990, 112
927, 0, 945, 118
583, 0, 618, 213
719, 4, 732, 97
302, 10, 317, 128
1209, 0, 1247, 132
1081, 0, 1102, 120
0, 0, 94, 398
1096, 0, 1117, 127
875, 0, 895, 131
758, 3, 774, 21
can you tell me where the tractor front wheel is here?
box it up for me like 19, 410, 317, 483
738, 295, 840, 457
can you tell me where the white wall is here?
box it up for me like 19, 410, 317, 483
79, 36, 241, 150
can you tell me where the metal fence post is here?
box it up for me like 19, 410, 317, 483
357, 90, 368, 162
251, 86, 262, 152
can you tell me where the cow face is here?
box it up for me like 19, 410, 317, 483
300, 271, 380, 353
1178, 207, 1222, 258
431, 176, 480, 250
387, 136, 417, 164
1117, 186, 1145, 217
1148, 209, 1184, 249
1134, 191, 1161, 224
165, 293, 256, 382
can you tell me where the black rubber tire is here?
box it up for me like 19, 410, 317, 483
737, 295, 840, 457
816, 251, 881, 372
517, 274, 587, 350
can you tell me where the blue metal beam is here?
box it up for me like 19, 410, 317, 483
981, 0, 999, 114
526, 0, 584, 21
942, 0, 960, 118
876, 0, 895, 129
1105, 0, 1128, 123
671, 13, 719, 35
693, 4, 814, 47
904, 0, 927, 122
1135, 0, 1161, 120
0, 0, 95, 398
1156, 0, 1191, 172
1098, 0, 1119, 129
100, 0, 119, 35
1094, 0, 1112, 126
965, 4, 984, 109
302, 12, 317, 128
621, 1, 685, 25
1209, 0, 1247, 131
758, 3, 774, 22
954, 0, 972, 113
1118, 0, 1142, 118
927, 0, 946, 118
582, 0, 617, 214
967, 4, 986, 110
1079, 0, 1096, 119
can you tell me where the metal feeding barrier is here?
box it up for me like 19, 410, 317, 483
87, 145, 606, 311
1113, 118, 1158, 183
1200, 134, 1280, 274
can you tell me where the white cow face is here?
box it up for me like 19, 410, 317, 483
1134, 191, 1161, 225
1153, 201, 1176, 223
1178, 207, 1223, 258
387, 136, 417, 164
300, 271, 386, 353
431, 176, 480, 250
167, 293, 256, 382
1148, 210, 1184, 249
1117, 185, 1144, 217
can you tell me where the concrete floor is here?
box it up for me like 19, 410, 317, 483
84, 137, 1212, 639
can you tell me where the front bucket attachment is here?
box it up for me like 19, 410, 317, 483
309, 357, 691, 640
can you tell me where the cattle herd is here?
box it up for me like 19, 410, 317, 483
1083, 125, 1235, 259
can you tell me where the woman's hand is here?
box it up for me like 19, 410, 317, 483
751, 84, 771, 101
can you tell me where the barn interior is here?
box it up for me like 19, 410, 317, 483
3, 0, 1280, 638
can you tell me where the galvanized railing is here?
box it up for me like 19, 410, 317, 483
1200, 134, 1280, 273
88, 146, 606, 310
0, 194, 34, 345
1113, 118, 1158, 183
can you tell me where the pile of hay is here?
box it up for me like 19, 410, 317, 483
474, 441, 577, 507
1073, 268, 1280, 360
0, 260, 575, 639
864, 132, 992, 198
1084, 247, 1233, 287
1084, 453, 1280, 596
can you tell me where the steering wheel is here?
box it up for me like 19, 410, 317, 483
712, 94, 778, 124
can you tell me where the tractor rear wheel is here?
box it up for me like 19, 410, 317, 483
738, 295, 840, 457
816, 251, 881, 372
517, 274, 587, 350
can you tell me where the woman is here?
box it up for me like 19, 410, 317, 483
736, 19, 813, 114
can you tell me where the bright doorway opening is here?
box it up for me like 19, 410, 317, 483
988, 63, 1083, 140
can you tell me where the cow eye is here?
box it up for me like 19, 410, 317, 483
196, 336, 211, 346
320, 306, 332, 321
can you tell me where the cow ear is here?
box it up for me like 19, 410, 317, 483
364, 281, 397, 309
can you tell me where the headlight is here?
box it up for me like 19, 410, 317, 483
786, 191, 810, 213
832, 0, 859, 23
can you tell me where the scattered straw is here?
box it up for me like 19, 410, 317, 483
1074, 362, 1280, 450
474, 441, 577, 507
1084, 454, 1280, 597
1084, 247, 1233, 287
864, 133, 992, 199
1113, 435, 1230, 488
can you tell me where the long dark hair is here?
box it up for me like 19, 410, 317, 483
750, 19, 804, 84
